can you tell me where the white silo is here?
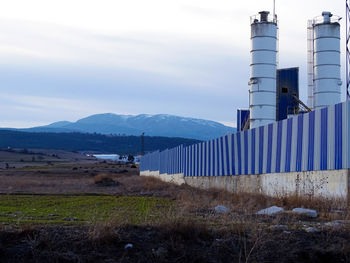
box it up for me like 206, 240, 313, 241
249, 11, 278, 129
313, 12, 342, 109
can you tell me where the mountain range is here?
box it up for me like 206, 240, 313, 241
8, 114, 235, 141
0, 130, 199, 154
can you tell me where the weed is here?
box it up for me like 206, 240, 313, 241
0, 195, 173, 225
93, 173, 112, 184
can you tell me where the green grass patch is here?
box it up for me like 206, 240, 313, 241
0, 195, 173, 225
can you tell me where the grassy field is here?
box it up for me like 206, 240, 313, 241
0, 149, 350, 262
0, 195, 173, 225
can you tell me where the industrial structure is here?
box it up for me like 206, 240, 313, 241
249, 11, 278, 129
140, 9, 349, 198
312, 12, 342, 109
276, 68, 300, 121
236, 109, 249, 131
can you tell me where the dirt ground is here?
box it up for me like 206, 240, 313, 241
0, 150, 350, 262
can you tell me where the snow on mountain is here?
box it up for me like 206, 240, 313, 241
23, 113, 236, 141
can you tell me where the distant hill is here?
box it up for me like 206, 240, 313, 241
12, 113, 235, 141
0, 130, 200, 155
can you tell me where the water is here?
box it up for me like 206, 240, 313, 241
93, 154, 120, 161
93, 154, 140, 163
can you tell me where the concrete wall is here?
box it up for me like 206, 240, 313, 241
140, 170, 185, 185
141, 169, 349, 199
184, 169, 349, 199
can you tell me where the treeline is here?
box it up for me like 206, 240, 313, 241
0, 130, 200, 155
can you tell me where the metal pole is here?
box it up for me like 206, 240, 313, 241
141, 132, 145, 156
273, 0, 276, 21
347, 0, 350, 98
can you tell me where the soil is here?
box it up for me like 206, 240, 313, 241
0, 225, 349, 263
0, 149, 349, 262
95, 178, 121, 187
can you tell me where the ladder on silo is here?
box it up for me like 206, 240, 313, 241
307, 20, 314, 108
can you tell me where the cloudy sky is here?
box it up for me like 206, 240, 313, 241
0, 0, 345, 128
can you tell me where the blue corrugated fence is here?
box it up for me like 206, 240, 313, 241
140, 101, 350, 176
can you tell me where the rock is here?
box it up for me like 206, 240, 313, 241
4, 226, 15, 232
124, 243, 133, 249
63, 217, 78, 221
215, 205, 229, 214
330, 210, 345, 215
152, 247, 167, 258
325, 221, 341, 227
48, 214, 58, 217
22, 216, 34, 220
324, 220, 350, 227
337, 220, 350, 224
257, 206, 284, 216
304, 227, 320, 233
13, 211, 23, 216
95, 178, 120, 187
292, 208, 318, 218
270, 225, 288, 231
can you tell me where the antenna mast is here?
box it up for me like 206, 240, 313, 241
141, 132, 145, 156
347, 0, 350, 98
273, 0, 276, 20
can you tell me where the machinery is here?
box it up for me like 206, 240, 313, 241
242, 10, 339, 129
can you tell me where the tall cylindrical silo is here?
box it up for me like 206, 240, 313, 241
313, 12, 342, 109
249, 11, 278, 129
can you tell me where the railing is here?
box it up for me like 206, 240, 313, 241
312, 15, 341, 25
242, 112, 250, 131
250, 13, 277, 24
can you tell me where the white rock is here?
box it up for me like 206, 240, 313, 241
325, 220, 347, 227
292, 208, 318, 218
330, 210, 345, 215
304, 227, 320, 233
152, 247, 167, 257
257, 206, 284, 216
124, 243, 133, 249
215, 205, 229, 214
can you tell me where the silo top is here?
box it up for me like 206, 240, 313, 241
322, 11, 332, 23
312, 11, 341, 26
251, 11, 277, 25
259, 11, 270, 22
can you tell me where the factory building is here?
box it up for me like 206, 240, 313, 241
276, 68, 300, 121
140, 10, 348, 199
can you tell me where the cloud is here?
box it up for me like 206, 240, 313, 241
0, 0, 346, 128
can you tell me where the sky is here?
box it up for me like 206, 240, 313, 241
0, 0, 346, 128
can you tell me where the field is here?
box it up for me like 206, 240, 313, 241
0, 149, 350, 262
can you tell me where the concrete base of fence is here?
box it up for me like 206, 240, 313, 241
141, 169, 350, 199
140, 170, 185, 185
184, 169, 350, 199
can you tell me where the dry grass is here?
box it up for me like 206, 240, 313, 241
88, 220, 124, 244
93, 173, 112, 184
172, 186, 348, 216
1, 165, 350, 262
